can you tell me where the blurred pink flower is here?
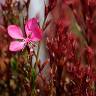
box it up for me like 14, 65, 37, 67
8, 18, 42, 51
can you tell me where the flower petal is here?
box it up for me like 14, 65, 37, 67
31, 27, 42, 41
8, 25, 24, 39
25, 18, 42, 41
25, 18, 38, 36
9, 41, 25, 51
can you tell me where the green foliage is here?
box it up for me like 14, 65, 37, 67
31, 68, 37, 89
11, 57, 18, 72
11, 17, 20, 25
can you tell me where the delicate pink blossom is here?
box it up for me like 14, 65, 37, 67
8, 18, 42, 51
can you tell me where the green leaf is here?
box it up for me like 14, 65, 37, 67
31, 68, 36, 89
11, 57, 18, 72
11, 16, 20, 25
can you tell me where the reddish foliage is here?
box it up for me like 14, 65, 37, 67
45, 0, 96, 96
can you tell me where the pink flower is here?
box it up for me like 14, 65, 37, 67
8, 18, 42, 51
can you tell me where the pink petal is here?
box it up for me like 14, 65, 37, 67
25, 18, 42, 41
9, 41, 25, 51
25, 18, 38, 36
31, 27, 42, 41
8, 25, 24, 39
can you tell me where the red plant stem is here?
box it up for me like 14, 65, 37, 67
56, 65, 63, 96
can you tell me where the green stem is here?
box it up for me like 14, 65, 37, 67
31, 88, 35, 96
34, 42, 41, 69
